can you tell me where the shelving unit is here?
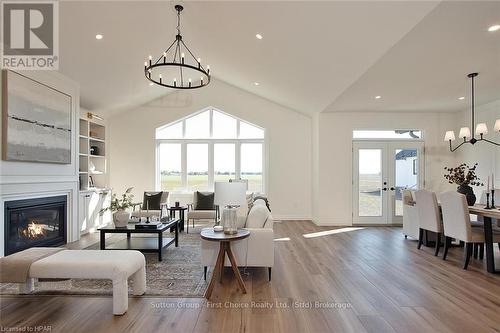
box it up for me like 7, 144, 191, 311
79, 118, 107, 190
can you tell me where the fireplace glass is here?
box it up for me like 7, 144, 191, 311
4, 196, 67, 255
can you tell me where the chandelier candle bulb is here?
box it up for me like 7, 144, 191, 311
173, 78, 177, 87
149, 55, 152, 66
476, 123, 488, 136
444, 131, 456, 142
201, 77, 203, 85
207, 65, 210, 74
495, 119, 500, 132
459, 127, 471, 140
181, 53, 185, 64
188, 78, 192, 87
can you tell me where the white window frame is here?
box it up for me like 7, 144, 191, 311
155, 107, 266, 193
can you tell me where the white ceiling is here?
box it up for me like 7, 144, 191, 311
58, 1, 499, 116
324, 1, 500, 113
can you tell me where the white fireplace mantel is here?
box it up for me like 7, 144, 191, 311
0, 70, 80, 257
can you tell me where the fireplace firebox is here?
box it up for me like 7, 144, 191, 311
4, 196, 67, 255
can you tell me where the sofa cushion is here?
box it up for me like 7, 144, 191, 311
246, 205, 270, 228
194, 192, 214, 210
187, 210, 216, 219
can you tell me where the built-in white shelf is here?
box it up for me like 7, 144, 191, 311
79, 117, 107, 190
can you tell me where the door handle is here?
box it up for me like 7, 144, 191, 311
382, 188, 388, 191
390, 187, 395, 191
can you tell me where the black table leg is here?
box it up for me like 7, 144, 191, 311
483, 216, 498, 273
169, 209, 175, 232
180, 210, 185, 232
158, 232, 163, 262
175, 221, 179, 247
100, 230, 105, 250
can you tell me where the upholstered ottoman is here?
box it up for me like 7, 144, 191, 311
24, 250, 146, 315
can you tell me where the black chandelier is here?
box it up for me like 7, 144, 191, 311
444, 73, 500, 152
144, 5, 210, 89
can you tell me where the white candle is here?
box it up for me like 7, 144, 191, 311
492, 173, 495, 191
487, 175, 490, 192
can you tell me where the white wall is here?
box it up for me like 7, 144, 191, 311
108, 79, 312, 220
313, 111, 457, 226
455, 99, 500, 198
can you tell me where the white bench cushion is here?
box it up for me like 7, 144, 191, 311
29, 250, 144, 280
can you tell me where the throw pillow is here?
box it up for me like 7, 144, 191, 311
143, 191, 162, 210
194, 192, 214, 210
246, 205, 269, 228
246, 193, 254, 212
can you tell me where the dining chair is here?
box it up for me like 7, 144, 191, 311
415, 189, 443, 256
440, 191, 500, 269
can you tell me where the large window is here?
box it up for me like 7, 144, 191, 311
156, 108, 265, 193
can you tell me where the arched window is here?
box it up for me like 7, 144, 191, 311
156, 108, 265, 193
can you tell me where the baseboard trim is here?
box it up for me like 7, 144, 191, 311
312, 218, 352, 227
272, 215, 312, 221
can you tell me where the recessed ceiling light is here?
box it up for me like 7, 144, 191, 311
488, 24, 500, 32
254, 82, 260, 86
95, 34, 103, 40
255, 34, 263, 40
375, 95, 382, 99
458, 96, 465, 100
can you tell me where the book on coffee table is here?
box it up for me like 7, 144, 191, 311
134, 221, 163, 230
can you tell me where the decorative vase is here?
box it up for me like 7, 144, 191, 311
222, 205, 238, 235
457, 184, 476, 206
113, 209, 130, 227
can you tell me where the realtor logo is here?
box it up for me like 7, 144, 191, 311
1, 1, 59, 70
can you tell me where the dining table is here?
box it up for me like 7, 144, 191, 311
468, 205, 500, 274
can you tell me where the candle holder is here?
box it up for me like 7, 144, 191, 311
485, 193, 492, 209
491, 189, 496, 209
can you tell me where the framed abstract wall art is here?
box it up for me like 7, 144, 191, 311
2, 70, 72, 164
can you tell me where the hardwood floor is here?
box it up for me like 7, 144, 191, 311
1, 221, 500, 333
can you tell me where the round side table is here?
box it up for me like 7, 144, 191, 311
200, 228, 250, 299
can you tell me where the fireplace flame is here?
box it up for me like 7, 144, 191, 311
21, 221, 46, 239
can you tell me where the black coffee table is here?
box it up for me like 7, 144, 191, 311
97, 217, 179, 261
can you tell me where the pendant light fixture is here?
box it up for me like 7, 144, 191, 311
444, 73, 500, 152
144, 5, 210, 89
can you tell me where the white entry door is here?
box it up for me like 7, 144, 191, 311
353, 141, 424, 225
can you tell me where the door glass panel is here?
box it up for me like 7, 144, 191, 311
187, 144, 208, 191
358, 149, 382, 217
214, 144, 235, 183
394, 148, 418, 216
159, 143, 182, 191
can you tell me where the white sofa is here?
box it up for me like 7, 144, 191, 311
201, 199, 274, 280
402, 189, 419, 239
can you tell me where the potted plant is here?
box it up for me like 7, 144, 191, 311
444, 163, 483, 206
101, 187, 134, 227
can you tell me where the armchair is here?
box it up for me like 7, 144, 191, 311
131, 191, 169, 220
186, 192, 218, 233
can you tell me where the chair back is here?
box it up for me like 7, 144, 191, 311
415, 189, 441, 233
440, 191, 471, 242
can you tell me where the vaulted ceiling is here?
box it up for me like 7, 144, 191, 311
58, 1, 500, 116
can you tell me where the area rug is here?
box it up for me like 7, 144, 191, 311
0, 227, 208, 297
